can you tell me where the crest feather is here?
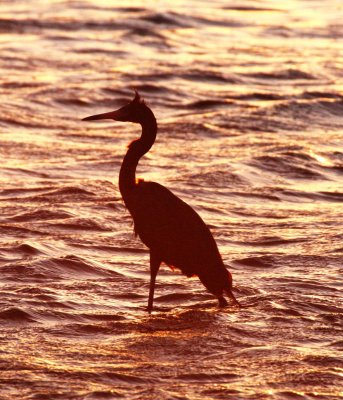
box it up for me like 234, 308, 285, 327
132, 89, 145, 104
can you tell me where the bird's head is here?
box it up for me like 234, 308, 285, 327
82, 90, 150, 124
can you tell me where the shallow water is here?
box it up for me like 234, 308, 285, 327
0, 1, 343, 399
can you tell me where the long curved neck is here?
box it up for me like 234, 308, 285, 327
119, 110, 157, 200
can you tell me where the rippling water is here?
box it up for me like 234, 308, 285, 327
1, 1, 343, 399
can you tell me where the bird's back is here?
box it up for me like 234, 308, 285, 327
124, 181, 223, 277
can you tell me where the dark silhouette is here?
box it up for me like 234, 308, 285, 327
83, 91, 239, 311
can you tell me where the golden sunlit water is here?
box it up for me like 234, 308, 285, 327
1, 1, 342, 399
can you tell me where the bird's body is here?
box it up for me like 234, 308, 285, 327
127, 180, 226, 281
83, 92, 239, 311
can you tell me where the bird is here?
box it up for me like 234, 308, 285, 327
83, 90, 239, 312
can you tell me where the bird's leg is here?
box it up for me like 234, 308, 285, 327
218, 296, 228, 307
147, 252, 161, 313
225, 289, 241, 307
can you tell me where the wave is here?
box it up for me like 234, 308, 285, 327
72, 243, 148, 254
54, 97, 92, 107
244, 68, 316, 81
332, 246, 343, 253
0, 307, 37, 323
249, 154, 325, 180
285, 99, 343, 117
185, 169, 245, 188
162, 121, 221, 139
49, 218, 111, 232
123, 27, 167, 41
180, 70, 238, 84
122, 70, 238, 87
290, 299, 343, 314
140, 11, 245, 29
234, 256, 275, 268
154, 292, 196, 303
229, 95, 343, 134
0, 114, 52, 129
0, 224, 44, 237
75, 48, 127, 57
9, 187, 97, 203
301, 90, 343, 100
229, 92, 285, 101
2, 255, 114, 281
8, 243, 42, 255
0, 186, 53, 198
44, 255, 114, 278
258, 98, 343, 131
247, 146, 343, 181
184, 99, 231, 110
225, 191, 281, 202
140, 12, 189, 27
177, 372, 239, 382
2, 167, 51, 178
0, 17, 129, 33
277, 189, 343, 203
243, 236, 307, 246
2, 81, 45, 89
123, 83, 168, 93
8, 209, 73, 222
101, 372, 149, 384
223, 6, 281, 12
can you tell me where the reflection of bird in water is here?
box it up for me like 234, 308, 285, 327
83, 91, 239, 312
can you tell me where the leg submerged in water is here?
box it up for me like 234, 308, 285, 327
147, 252, 161, 313
225, 289, 240, 307
218, 296, 228, 307
224, 268, 241, 307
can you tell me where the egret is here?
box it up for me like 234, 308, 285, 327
83, 91, 239, 312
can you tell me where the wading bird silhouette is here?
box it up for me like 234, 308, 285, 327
83, 91, 239, 312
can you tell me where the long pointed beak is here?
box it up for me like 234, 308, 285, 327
82, 110, 122, 121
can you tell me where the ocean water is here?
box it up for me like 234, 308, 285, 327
0, 1, 342, 399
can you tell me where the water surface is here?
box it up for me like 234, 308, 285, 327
0, 1, 342, 399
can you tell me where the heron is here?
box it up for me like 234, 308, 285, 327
83, 91, 239, 312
